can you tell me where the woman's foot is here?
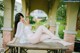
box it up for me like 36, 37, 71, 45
8, 41, 14, 44
51, 36, 61, 40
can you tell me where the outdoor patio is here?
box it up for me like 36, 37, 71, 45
0, 0, 80, 53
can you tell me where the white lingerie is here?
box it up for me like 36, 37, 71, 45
15, 22, 33, 43
15, 22, 73, 46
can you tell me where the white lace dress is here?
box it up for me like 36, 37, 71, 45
15, 22, 73, 46
15, 22, 33, 43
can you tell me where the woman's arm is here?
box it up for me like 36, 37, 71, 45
9, 22, 24, 43
15, 22, 24, 37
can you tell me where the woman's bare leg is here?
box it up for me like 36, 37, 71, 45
37, 26, 60, 39
28, 25, 60, 44
37, 25, 54, 37
27, 26, 43, 43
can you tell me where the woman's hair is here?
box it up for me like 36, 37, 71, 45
14, 13, 24, 35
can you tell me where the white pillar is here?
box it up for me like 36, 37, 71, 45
48, 0, 60, 34
22, 0, 28, 18
49, 0, 60, 25
2, 0, 15, 48
56, 22, 60, 37
64, 2, 79, 51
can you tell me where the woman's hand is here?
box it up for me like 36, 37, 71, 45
22, 18, 30, 25
22, 19, 26, 25
8, 38, 16, 44
8, 40, 14, 44
51, 36, 61, 40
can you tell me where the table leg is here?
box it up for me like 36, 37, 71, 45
47, 50, 58, 53
15, 47, 18, 53
20, 48, 28, 53
61, 50, 66, 53
57, 49, 66, 53
4, 48, 9, 53
20, 48, 22, 53
47, 50, 51, 53
9, 47, 14, 53
13, 47, 15, 53
53, 50, 57, 53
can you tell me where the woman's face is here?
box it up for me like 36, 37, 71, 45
20, 16, 24, 22
20, 16, 30, 24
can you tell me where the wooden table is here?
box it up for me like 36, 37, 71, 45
4, 42, 68, 53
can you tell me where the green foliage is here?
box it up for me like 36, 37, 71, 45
76, 30, 80, 39
40, 17, 47, 22
0, 1, 4, 31
56, 0, 66, 39
58, 25, 65, 39
56, 0, 66, 25
0, 16, 3, 29
29, 16, 35, 24
0, 1, 4, 10
31, 21, 47, 31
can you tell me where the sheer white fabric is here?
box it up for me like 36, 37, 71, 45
14, 22, 73, 46
15, 22, 24, 38
15, 22, 32, 43
15, 22, 60, 43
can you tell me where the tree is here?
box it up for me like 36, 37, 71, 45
0, 1, 4, 30
0, 1, 4, 10
29, 16, 35, 24
56, 0, 66, 39
56, 0, 66, 24
0, 16, 3, 29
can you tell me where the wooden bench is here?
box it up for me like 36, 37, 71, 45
4, 42, 68, 53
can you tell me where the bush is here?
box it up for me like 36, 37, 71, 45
76, 30, 80, 39
0, 16, 3, 29
0, 1, 4, 10
58, 24, 65, 39
29, 16, 36, 24
56, 0, 66, 39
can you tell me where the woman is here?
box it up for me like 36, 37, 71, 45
9, 13, 61, 44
